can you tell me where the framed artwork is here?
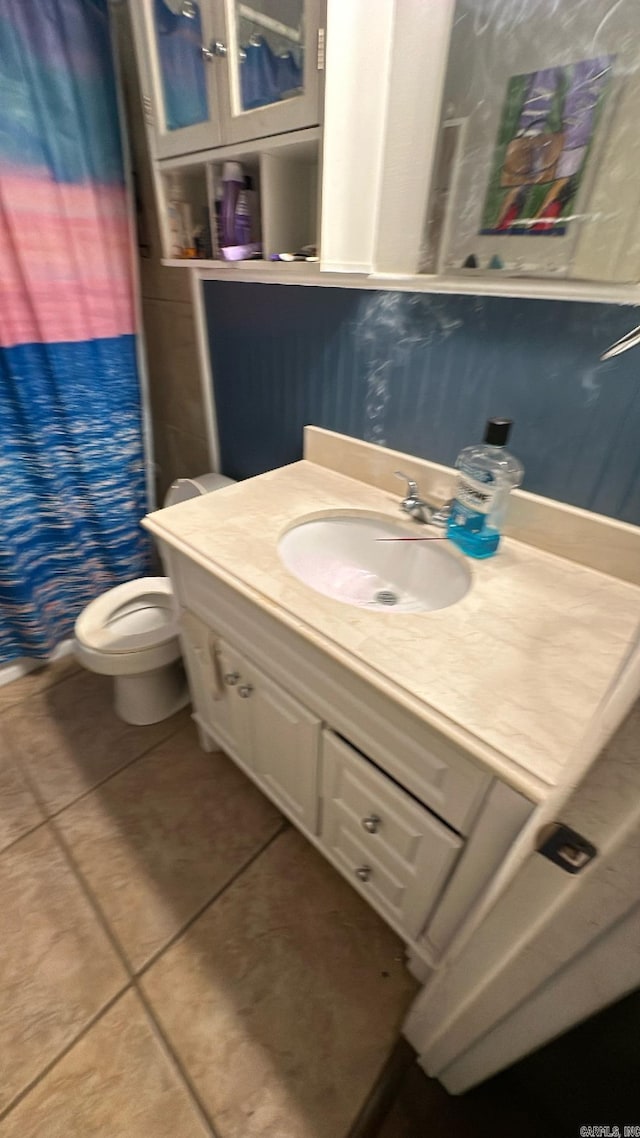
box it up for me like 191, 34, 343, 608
480, 56, 614, 237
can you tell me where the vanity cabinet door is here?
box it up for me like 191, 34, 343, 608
180, 612, 247, 758
320, 731, 462, 939
180, 610, 320, 826
214, 638, 253, 762
242, 659, 321, 832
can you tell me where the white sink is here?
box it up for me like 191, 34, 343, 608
278, 515, 471, 613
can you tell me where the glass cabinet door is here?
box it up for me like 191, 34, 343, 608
219, 0, 323, 144
134, 0, 223, 159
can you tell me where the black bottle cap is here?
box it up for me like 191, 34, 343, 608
483, 418, 512, 446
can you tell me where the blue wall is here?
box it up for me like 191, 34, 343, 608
204, 283, 640, 525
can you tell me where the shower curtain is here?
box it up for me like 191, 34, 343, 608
0, 0, 149, 665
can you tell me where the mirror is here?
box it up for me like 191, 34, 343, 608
422, 0, 640, 284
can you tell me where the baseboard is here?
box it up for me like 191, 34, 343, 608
0, 639, 74, 688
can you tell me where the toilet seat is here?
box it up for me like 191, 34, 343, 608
72, 470, 236, 722
73, 577, 184, 678
75, 577, 179, 654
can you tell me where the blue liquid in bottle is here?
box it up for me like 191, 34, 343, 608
447, 419, 523, 559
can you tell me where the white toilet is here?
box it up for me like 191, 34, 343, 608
73, 473, 234, 726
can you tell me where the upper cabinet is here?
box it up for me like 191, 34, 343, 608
132, 0, 324, 159
420, 0, 640, 287
371, 0, 640, 297
128, 0, 640, 303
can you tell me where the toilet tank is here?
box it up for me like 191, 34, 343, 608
158, 473, 235, 576
163, 472, 235, 508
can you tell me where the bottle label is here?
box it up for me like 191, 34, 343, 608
453, 473, 496, 516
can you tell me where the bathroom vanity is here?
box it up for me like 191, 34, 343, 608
144, 428, 640, 977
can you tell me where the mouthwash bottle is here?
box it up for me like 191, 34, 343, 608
447, 418, 523, 558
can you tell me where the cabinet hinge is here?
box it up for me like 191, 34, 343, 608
316, 27, 325, 71
537, 823, 597, 875
142, 94, 154, 127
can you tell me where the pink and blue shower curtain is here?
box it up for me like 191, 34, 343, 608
0, 0, 149, 664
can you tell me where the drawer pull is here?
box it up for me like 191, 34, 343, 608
238, 684, 253, 699
224, 671, 240, 686
355, 865, 372, 883
361, 814, 381, 834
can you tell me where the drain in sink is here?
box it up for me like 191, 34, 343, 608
374, 589, 399, 606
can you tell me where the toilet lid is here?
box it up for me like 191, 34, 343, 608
75, 577, 180, 654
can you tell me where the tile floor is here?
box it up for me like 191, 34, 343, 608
0, 658, 417, 1137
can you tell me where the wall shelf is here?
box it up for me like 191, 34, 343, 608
188, 261, 640, 306
155, 129, 320, 268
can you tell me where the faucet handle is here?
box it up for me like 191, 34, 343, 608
394, 470, 419, 498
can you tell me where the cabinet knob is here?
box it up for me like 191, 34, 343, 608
355, 865, 372, 883
202, 40, 227, 61
238, 684, 253, 699
224, 671, 240, 686
361, 814, 381, 834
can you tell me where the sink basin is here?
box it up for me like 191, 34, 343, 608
278, 515, 471, 612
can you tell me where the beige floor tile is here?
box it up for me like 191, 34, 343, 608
1, 668, 190, 815
142, 828, 418, 1138
0, 826, 127, 1115
1, 990, 210, 1138
0, 724, 43, 853
0, 655, 80, 713
56, 722, 283, 971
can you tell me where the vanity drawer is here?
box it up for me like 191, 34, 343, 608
320, 730, 462, 939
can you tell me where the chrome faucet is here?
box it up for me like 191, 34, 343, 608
394, 471, 452, 528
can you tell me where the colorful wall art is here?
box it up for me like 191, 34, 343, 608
480, 56, 614, 237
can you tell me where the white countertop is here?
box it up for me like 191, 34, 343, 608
145, 458, 640, 798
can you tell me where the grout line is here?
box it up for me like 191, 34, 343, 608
4, 688, 286, 1134
48, 735, 188, 820
136, 821, 289, 979
19, 709, 192, 825
40, 817, 222, 1135
42, 819, 145, 1042
48, 816, 136, 975
134, 984, 221, 1138
0, 986, 131, 1125
0, 662, 82, 712
48, 812, 286, 1135
131, 824, 288, 1137
0, 816, 49, 859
